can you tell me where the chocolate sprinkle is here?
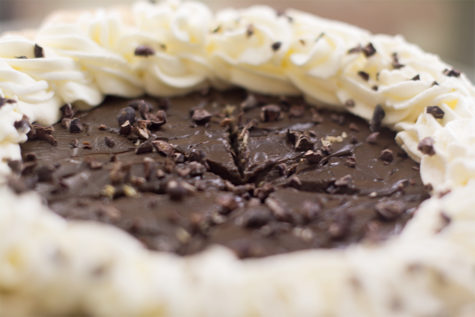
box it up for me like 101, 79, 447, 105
426, 106, 444, 119
34, 44, 44, 58
418, 137, 436, 156
134, 45, 155, 57
370, 105, 385, 132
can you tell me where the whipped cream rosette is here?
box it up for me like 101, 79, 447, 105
0, 1, 475, 316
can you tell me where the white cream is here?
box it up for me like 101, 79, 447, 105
0, 1, 475, 316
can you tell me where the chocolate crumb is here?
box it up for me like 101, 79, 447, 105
167, 180, 188, 201
117, 107, 136, 126
358, 71, 370, 81
191, 109, 212, 125
27, 124, 57, 146
69, 118, 84, 133
379, 149, 394, 163
411, 74, 420, 81
370, 105, 385, 132
375, 200, 406, 220
152, 140, 175, 157
136, 141, 154, 154
426, 106, 444, 119
34, 44, 44, 58
391, 52, 405, 69
134, 45, 155, 57
60, 104, 74, 119
443, 68, 461, 78
366, 132, 379, 144
417, 137, 436, 156
260, 104, 281, 122
271, 41, 282, 51
294, 134, 314, 151
362, 42, 376, 57
304, 150, 322, 164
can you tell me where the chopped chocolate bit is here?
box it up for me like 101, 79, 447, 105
345, 99, 355, 108
128, 99, 151, 114
14, 117, 29, 132
372, 85, 378, 91
133, 122, 150, 140
0, 97, 16, 107
271, 41, 282, 51
216, 193, 238, 214
36, 165, 55, 182
432, 81, 439, 86
173, 152, 185, 163
417, 137, 436, 156
260, 104, 281, 122
426, 106, 444, 119
304, 150, 323, 164
60, 104, 74, 119
134, 45, 155, 57
167, 180, 188, 201
246, 24, 255, 37
335, 174, 353, 187
366, 132, 379, 144
69, 118, 84, 133
294, 134, 314, 151
362, 42, 376, 57
345, 155, 357, 168
119, 121, 132, 136
136, 141, 154, 154
411, 74, 420, 81
148, 110, 167, 129
357, 71, 370, 81
375, 200, 406, 220
379, 149, 394, 163
243, 207, 272, 229
27, 124, 57, 146
443, 68, 461, 78
104, 136, 115, 148
117, 107, 136, 126
61, 118, 72, 130
188, 161, 206, 176
391, 52, 405, 69
34, 44, 44, 58
289, 104, 305, 118
370, 105, 385, 132
191, 108, 212, 125
82, 141, 92, 150
152, 140, 175, 157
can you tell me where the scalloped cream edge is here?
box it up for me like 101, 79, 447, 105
0, 1, 475, 316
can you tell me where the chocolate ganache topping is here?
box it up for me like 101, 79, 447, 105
14, 89, 428, 258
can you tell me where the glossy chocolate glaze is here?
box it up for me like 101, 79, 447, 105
16, 89, 429, 258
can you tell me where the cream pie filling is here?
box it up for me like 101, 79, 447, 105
0, 1, 475, 316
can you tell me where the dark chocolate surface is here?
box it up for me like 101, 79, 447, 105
15, 89, 429, 258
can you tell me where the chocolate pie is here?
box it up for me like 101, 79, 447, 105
0, 1, 474, 316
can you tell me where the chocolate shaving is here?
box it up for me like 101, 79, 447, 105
443, 68, 461, 78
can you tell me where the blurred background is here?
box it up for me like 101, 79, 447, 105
0, 0, 473, 81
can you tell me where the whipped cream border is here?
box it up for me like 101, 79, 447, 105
1, 1, 475, 316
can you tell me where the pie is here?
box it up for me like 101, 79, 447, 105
0, 1, 475, 316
